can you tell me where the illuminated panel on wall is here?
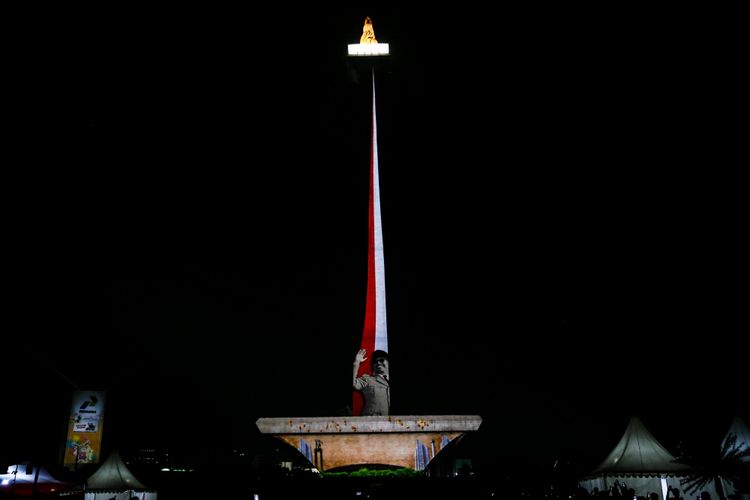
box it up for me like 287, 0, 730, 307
348, 43, 390, 56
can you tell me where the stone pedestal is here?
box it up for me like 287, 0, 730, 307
256, 415, 481, 471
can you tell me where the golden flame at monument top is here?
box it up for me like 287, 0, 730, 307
348, 16, 389, 56
360, 16, 378, 44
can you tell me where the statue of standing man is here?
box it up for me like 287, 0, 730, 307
353, 348, 390, 416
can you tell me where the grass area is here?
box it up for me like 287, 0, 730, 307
322, 467, 422, 478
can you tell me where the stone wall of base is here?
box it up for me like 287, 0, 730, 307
256, 415, 481, 471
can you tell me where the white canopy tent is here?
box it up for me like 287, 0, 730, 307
85, 450, 157, 500
717, 416, 750, 498
580, 416, 693, 500
0, 463, 70, 496
722, 416, 750, 463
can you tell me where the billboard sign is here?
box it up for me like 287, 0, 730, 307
63, 391, 106, 468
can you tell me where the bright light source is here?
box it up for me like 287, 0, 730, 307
348, 43, 390, 56
1, 479, 10, 485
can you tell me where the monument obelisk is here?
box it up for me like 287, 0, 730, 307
257, 17, 481, 473
349, 15, 390, 418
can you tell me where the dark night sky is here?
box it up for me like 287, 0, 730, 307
6, 6, 746, 472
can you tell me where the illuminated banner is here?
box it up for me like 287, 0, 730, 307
63, 391, 106, 468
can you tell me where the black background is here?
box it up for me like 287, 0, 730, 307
6, 5, 746, 473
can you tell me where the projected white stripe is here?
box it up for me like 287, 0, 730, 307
372, 73, 388, 353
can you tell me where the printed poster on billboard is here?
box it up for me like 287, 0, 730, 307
63, 391, 106, 468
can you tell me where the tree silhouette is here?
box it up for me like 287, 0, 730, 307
676, 434, 750, 500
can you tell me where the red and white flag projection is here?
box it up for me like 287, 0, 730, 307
353, 74, 389, 416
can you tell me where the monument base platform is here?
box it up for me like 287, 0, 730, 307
256, 415, 482, 471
